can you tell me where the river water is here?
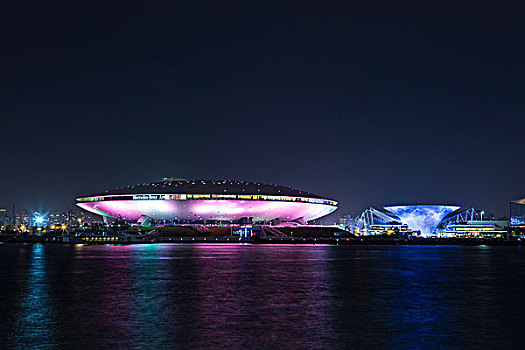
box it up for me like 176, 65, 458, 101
0, 243, 524, 349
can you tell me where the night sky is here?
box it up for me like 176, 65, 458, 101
1, 1, 524, 218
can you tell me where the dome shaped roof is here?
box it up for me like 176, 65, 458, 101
93, 179, 325, 199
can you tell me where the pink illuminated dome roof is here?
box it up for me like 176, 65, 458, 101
76, 179, 338, 223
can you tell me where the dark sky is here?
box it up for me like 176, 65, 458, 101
1, 1, 524, 218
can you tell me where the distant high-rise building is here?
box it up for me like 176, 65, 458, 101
510, 198, 525, 226
16, 209, 30, 226
0, 208, 7, 226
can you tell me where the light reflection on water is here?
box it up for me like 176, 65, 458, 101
1, 244, 525, 349
10, 245, 57, 349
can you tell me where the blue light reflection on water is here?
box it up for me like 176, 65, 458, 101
128, 244, 177, 347
1, 244, 525, 349
326, 245, 524, 348
10, 245, 57, 349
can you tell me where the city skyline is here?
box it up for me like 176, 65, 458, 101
2, 3, 525, 349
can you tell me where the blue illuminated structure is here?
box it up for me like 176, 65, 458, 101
33, 214, 46, 226
384, 205, 460, 237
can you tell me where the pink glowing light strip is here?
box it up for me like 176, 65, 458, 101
77, 193, 338, 206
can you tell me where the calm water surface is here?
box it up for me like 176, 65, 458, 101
1, 243, 525, 349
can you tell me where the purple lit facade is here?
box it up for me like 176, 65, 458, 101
76, 180, 338, 223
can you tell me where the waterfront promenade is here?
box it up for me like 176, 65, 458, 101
1, 234, 522, 246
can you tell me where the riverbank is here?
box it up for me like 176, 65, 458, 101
1, 235, 523, 246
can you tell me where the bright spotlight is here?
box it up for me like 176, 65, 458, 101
35, 216, 45, 225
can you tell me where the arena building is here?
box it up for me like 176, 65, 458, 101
352, 205, 461, 237
384, 205, 460, 237
76, 179, 338, 224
